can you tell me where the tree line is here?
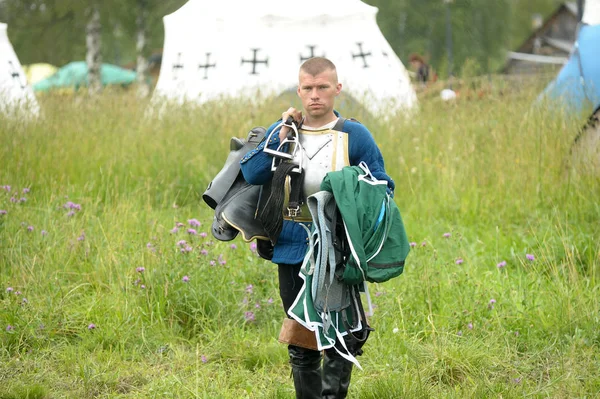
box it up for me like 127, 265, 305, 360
1, 0, 565, 78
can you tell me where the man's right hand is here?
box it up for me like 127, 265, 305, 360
279, 107, 303, 141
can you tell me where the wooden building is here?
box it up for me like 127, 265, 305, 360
503, 2, 579, 75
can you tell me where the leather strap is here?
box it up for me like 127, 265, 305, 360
278, 318, 318, 350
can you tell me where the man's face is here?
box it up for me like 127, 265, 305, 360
297, 68, 342, 122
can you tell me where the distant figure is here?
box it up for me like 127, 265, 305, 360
409, 53, 430, 85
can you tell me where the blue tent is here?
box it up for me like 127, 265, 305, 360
33, 62, 137, 92
541, 23, 600, 116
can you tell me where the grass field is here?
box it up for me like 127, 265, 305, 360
1, 79, 599, 398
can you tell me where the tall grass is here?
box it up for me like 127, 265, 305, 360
1, 80, 599, 398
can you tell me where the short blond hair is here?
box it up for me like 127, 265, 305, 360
300, 57, 337, 81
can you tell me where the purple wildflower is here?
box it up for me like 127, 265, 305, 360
244, 311, 255, 322
200, 232, 207, 238
22, 188, 30, 194
187, 229, 197, 235
245, 284, 254, 294
250, 242, 257, 252
6, 325, 14, 331
140, 284, 146, 289
255, 303, 261, 309
201, 355, 208, 363
27, 225, 34, 232
526, 254, 535, 261
513, 377, 522, 384
6, 287, 13, 293
22, 298, 28, 304
182, 275, 190, 282
88, 323, 96, 330
409, 242, 417, 247
2, 185, 10, 192
41, 230, 48, 236
0, 210, 6, 215
136, 267, 145, 273
515, 331, 520, 337
146, 242, 153, 249
64, 201, 81, 210
497, 260, 507, 268
230, 243, 237, 250
19, 197, 26, 203
209, 260, 216, 266
455, 258, 464, 265
188, 218, 201, 227
177, 240, 187, 247
10, 197, 17, 203
181, 245, 193, 253
421, 241, 427, 247
67, 210, 75, 217
176, 222, 185, 228
77, 232, 85, 241
200, 249, 208, 255
467, 322, 473, 330
375, 291, 383, 297
170, 227, 179, 234
489, 298, 496, 309
267, 298, 274, 304
457, 330, 463, 336
443, 232, 451, 238
14, 291, 21, 296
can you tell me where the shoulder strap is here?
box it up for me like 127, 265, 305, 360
332, 117, 346, 132
332, 117, 362, 132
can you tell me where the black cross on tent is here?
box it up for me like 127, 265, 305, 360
198, 53, 216, 80
299, 45, 325, 63
352, 43, 372, 68
8, 60, 26, 89
172, 52, 184, 80
241, 49, 268, 75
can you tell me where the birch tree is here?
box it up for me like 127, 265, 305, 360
86, 4, 102, 95
136, 0, 150, 98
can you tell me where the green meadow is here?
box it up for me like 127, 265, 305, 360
1, 79, 599, 398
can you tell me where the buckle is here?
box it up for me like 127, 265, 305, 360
287, 206, 301, 218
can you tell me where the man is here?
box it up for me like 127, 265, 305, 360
409, 53, 430, 87
240, 57, 394, 398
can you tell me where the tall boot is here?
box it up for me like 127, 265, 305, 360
321, 350, 354, 399
288, 345, 323, 399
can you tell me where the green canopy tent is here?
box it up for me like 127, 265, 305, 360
33, 62, 137, 91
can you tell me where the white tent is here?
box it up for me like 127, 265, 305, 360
0, 23, 39, 117
583, 0, 600, 25
152, 0, 417, 115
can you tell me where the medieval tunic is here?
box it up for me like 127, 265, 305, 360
240, 111, 395, 265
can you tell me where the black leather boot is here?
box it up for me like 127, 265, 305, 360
288, 345, 323, 399
321, 349, 354, 399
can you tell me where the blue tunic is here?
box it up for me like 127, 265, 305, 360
240, 111, 394, 264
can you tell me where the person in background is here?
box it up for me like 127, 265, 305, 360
409, 53, 430, 87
